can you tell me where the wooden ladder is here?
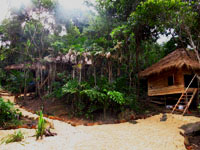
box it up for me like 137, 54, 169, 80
172, 74, 197, 115
182, 88, 197, 115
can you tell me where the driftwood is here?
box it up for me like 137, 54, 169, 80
44, 128, 57, 137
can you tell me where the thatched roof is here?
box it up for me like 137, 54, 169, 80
139, 48, 200, 77
44, 50, 117, 65
44, 50, 92, 65
5, 63, 46, 70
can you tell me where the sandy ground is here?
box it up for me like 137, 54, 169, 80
1, 90, 200, 150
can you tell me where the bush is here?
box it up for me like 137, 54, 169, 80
0, 98, 22, 128
4, 70, 34, 94
48, 77, 139, 119
1, 130, 24, 144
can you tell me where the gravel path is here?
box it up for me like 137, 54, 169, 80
1, 91, 200, 150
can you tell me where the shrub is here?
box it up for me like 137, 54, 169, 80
125, 94, 140, 112
4, 70, 34, 94
1, 130, 24, 144
36, 111, 46, 140
48, 77, 139, 119
0, 98, 22, 128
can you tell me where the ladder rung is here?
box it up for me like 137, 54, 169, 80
179, 98, 189, 100
173, 108, 184, 112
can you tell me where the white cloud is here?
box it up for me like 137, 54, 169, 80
0, 0, 95, 24
0, 0, 10, 23
58, 0, 87, 10
0, 0, 33, 23
8, 0, 32, 10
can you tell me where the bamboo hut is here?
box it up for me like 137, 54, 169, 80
44, 50, 118, 82
139, 48, 200, 97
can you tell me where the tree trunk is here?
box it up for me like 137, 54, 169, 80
136, 40, 140, 101
79, 68, 82, 83
103, 104, 106, 120
94, 66, 97, 86
24, 69, 27, 101
108, 61, 112, 83
72, 68, 75, 79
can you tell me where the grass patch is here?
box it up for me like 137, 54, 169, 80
1, 130, 24, 144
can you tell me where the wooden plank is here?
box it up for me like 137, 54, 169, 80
148, 85, 185, 96
151, 100, 165, 105
148, 69, 183, 86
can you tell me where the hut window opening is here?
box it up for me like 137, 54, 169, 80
168, 75, 174, 86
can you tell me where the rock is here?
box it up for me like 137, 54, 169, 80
180, 131, 190, 146
160, 113, 167, 122
118, 109, 136, 121
184, 122, 200, 135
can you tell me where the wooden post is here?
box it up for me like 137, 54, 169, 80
197, 78, 200, 107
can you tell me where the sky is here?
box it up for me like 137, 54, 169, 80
157, 35, 172, 45
0, 0, 89, 23
0, 0, 10, 23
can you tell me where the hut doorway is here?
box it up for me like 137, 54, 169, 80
184, 74, 198, 88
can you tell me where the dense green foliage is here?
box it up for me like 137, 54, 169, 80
48, 77, 128, 118
1, 0, 200, 119
0, 98, 22, 128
